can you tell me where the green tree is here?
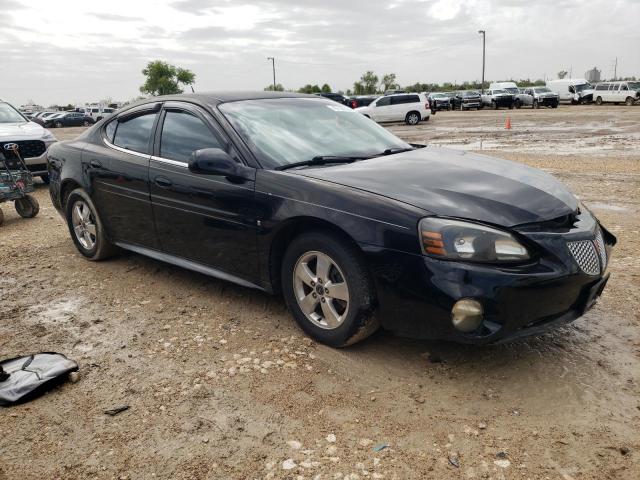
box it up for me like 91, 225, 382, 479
264, 83, 285, 91
360, 71, 379, 94
140, 60, 195, 96
321, 83, 332, 93
381, 73, 398, 92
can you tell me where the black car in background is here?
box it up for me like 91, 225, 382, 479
47, 92, 615, 348
314, 92, 349, 105
346, 95, 378, 109
450, 90, 482, 110
44, 112, 95, 128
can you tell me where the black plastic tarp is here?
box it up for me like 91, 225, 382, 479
0, 353, 78, 406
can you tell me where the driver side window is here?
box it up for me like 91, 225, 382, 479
160, 110, 224, 163
376, 97, 391, 107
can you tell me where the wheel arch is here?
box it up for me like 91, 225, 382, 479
268, 216, 363, 295
60, 179, 83, 210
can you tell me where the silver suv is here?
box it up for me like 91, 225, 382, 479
515, 87, 559, 109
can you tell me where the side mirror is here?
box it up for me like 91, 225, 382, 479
188, 148, 253, 182
568, 86, 575, 94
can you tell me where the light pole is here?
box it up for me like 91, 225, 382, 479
267, 57, 276, 91
478, 30, 486, 93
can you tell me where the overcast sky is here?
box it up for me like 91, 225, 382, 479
2, 0, 639, 106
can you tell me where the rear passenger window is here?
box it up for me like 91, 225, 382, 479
113, 112, 157, 154
407, 95, 420, 103
160, 110, 223, 163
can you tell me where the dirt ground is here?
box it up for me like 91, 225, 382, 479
1, 105, 638, 480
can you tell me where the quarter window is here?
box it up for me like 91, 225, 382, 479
160, 110, 223, 162
104, 120, 116, 142
113, 112, 157, 154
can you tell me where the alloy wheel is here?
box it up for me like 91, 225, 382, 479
71, 200, 97, 250
293, 251, 350, 329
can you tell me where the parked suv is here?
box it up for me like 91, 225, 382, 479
0, 100, 57, 182
355, 93, 430, 125
450, 91, 482, 110
515, 87, 559, 109
593, 81, 640, 106
481, 89, 515, 109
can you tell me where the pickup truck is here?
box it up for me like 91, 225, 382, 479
480, 89, 515, 109
514, 87, 559, 109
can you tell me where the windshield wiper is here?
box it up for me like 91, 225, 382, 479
275, 155, 370, 171
380, 147, 415, 156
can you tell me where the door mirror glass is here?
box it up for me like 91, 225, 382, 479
188, 148, 249, 180
568, 86, 575, 93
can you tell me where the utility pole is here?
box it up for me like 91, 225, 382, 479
614, 57, 618, 80
267, 57, 276, 91
478, 30, 486, 93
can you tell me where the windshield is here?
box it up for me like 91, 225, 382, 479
0, 102, 27, 123
628, 82, 640, 90
493, 89, 508, 94
503, 87, 519, 94
574, 83, 592, 92
219, 98, 410, 169
534, 87, 552, 93
463, 91, 479, 97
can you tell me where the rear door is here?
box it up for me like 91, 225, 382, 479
149, 102, 259, 280
90, 104, 160, 248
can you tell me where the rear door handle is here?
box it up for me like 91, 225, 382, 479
90, 159, 102, 168
155, 176, 172, 187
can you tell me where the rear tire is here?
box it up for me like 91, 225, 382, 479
492, 100, 498, 110
55, 121, 63, 128
514, 100, 521, 109
65, 188, 117, 260
533, 99, 539, 109
281, 232, 379, 347
15, 195, 39, 218
405, 111, 420, 125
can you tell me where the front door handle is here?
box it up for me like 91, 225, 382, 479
155, 176, 172, 187
90, 159, 102, 168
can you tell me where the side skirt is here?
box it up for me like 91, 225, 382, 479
114, 242, 266, 292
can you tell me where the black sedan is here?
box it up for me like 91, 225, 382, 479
47, 92, 615, 347
44, 112, 95, 128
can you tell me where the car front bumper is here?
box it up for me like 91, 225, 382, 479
362, 219, 616, 344
23, 150, 50, 175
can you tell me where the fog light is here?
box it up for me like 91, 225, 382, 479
451, 299, 483, 332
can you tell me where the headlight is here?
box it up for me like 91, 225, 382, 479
42, 130, 57, 142
419, 217, 529, 263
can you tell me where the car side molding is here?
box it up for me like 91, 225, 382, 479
114, 242, 265, 291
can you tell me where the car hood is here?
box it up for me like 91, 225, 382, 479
294, 147, 578, 227
0, 121, 45, 141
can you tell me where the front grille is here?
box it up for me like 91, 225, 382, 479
567, 236, 601, 276
0, 140, 46, 160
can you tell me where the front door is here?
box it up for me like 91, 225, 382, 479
371, 96, 392, 122
149, 102, 259, 281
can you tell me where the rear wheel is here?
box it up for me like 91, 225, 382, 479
14, 195, 39, 218
405, 111, 420, 125
533, 99, 539, 109
65, 188, 116, 260
281, 232, 379, 347
514, 99, 521, 109
595, 96, 603, 105
83, 120, 90, 126
625, 96, 634, 106
492, 100, 498, 110
55, 121, 63, 128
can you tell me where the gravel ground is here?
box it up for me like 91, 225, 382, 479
0, 105, 639, 480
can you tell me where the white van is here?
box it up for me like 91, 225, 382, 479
489, 81, 519, 95
592, 81, 640, 105
546, 79, 594, 104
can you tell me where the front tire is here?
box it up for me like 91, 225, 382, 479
65, 188, 116, 260
281, 232, 379, 347
55, 121, 63, 128
533, 99, 539, 109
595, 96, 603, 105
15, 195, 39, 218
625, 96, 634, 106
514, 100, 521, 109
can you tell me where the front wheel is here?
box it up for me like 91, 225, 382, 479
0, 207, 4, 226
65, 188, 116, 260
281, 232, 379, 347
15, 195, 39, 218
514, 100, 521, 109
533, 100, 539, 109
492, 101, 498, 110
83, 120, 91, 126
625, 96, 635, 106
595, 96, 603, 105
405, 111, 420, 125
55, 121, 63, 128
